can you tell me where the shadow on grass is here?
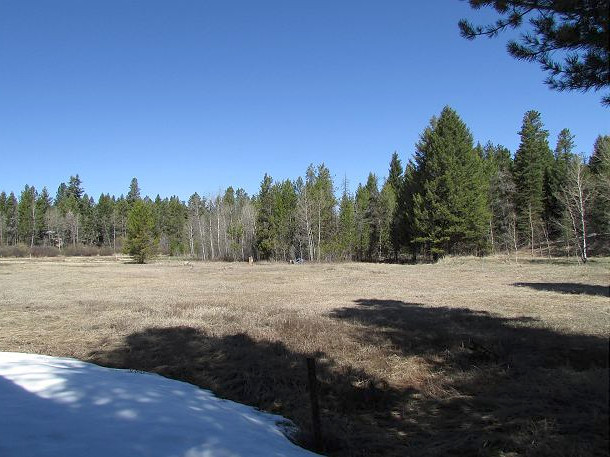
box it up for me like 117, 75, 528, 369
89, 327, 403, 455
513, 282, 609, 297
327, 299, 608, 456
89, 301, 608, 457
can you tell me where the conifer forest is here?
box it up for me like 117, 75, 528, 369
1, 107, 608, 263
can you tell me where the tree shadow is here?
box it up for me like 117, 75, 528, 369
513, 282, 609, 297
89, 327, 406, 455
85, 301, 609, 456
327, 299, 608, 456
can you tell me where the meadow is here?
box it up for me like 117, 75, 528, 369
0, 256, 608, 456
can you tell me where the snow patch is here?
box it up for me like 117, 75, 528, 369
0, 352, 321, 457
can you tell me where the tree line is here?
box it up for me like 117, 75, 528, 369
1, 107, 608, 263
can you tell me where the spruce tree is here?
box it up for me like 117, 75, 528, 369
6, 193, 19, 246
379, 180, 396, 260
0, 191, 6, 245
35, 188, 51, 244
17, 185, 36, 246
364, 173, 380, 261
124, 200, 156, 263
544, 129, 575, 241
96, 193, 115, 247
311, 164, 336, 261
255, 174, 274, 260
387, 152, 403, 195
127, 178, 141, 205
163, 196, 187, 255
513, 110, 553, 253
412, 107, 489, 258
354, 183, 370, 261
484, 145, 517, 255
387, 152, 403, 260
398, 161, 418, 260
337, 177, 355, 260
271, 180, 298, 260
589, 135, 610, 246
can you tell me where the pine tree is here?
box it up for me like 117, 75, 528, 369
124, 200, 156, 263
482, 143, 514, 253
163, 196, 187, 255
379, 180, 396, 259
271, 180, 298, 260
364, 173, 380, 261
589, 135, 610, 248
386, 152, 403, 260
0, 191, 6, 245
35, 188, 52, 245
354, 183, 370, 261
311, 164, 336, 261
255, 174, 274, 260
66, 175, 84, 202
55, 183, 67, 206
513, 110, 553, 254
17, 185, 36, 247
127, 178, 141, 205
412, 107, 489, 259
398, 161, 418, 260
5, 193, 18, 246
387, 152, 403, 195
96, 194, 115, 247
544, 129, 575, 243
337, 177, 356, 260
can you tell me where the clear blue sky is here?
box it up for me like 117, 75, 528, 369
1, 0, 607, 200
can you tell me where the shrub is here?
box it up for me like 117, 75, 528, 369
30, 246, 60, 257
0, 245, 29, 257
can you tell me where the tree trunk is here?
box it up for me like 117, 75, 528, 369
209, 215, 215, 260
528, 203, 534, 257
489, 217, 494, 254
197, 215, 206, 261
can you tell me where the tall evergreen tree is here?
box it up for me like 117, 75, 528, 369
398, 161, 418, 260
589, 135, 610, 247
163, 196, 187, 255
386, 152, 403, 260
96, 193, 115, 247
311, 164, 336, 261
35, 187, 52, 244
271, 180, 298, 260
387, 152, 403, 195
5, 193, 18, 246
337, 177, 356, 260
484, 145, 517, 256
412, 107, 489, 258
255, 174, 274, 260
0, 191, 6, 245
513, 110, 553, 253
124, 200, 156, 263
379, 180, 396, 259
354, 183, 370, 261
127, 178, 141, 205
364, 173, 380, 261
66, 175, 84, 202
544, 129, 575, 242
17, 185, 36, 246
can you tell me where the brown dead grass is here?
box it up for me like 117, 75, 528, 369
0, 255, 608, 456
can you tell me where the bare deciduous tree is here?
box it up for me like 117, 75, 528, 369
559, 155, 595, 263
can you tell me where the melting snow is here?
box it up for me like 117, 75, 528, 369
0, 352, 321, 457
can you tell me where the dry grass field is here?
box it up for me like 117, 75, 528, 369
0, 256, 608, 456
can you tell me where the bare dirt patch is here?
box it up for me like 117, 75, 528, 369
1, 256, 608, 456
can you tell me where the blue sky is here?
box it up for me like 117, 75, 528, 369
1, 1, 607, 200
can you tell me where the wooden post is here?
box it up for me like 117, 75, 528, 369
306, 357, 322, 451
